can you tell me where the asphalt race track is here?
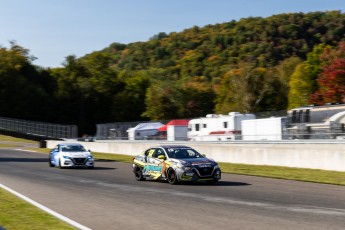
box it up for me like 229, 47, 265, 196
1, 148, 345, 230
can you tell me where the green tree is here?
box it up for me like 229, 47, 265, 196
215, 63, 283, 113
0, 42, 53, 121
288, 63, 313, 108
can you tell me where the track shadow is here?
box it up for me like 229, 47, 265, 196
95, 159, 116, 162
177, 180, 251, 186
142, 179, 250, 186
0, 157, 47, 163
60, 166, 116, 170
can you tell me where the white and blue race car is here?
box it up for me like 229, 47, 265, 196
49, 143, 94, 169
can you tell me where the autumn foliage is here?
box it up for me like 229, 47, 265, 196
310, 42, 345, 105
2, 11, 345, 134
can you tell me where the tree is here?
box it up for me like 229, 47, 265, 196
287, 44, 329, 109
215, 63, 283, 114
310, 58, 345, 104
0, 42, 53, 120
276, 56, 303, 109
309, 42, 345, 104
288, 63, 313, 108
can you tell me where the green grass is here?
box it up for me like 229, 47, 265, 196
0, 134, 38, 144
0, 188, 76, 230
218, 162, 345, 186
0, 143, 18, 148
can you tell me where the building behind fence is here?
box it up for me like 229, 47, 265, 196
94, 106, 345, 141
2, 104, 345, 141
0, 116, 78, 139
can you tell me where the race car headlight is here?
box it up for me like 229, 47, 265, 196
176, 162, 192, 171
214, 164, 220, 169
176, 162, 184, 169
184, 166, 192, 171
87, 155, 94, 161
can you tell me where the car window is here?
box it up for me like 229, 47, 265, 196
152, 148, 165, 158
147, 149, 155, 157
61, 145, 86, 152
165, 147, 204, 159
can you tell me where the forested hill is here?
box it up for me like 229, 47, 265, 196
1, 11, 345, 134
81, 10, 345, 117
102, 11, 344, 71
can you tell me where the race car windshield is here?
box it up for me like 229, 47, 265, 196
61, 145, 86, 152
165, 148, 204, 159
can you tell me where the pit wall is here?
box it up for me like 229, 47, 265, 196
46, 140, 345, 172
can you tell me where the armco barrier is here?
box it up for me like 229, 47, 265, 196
46, 140, 345, 172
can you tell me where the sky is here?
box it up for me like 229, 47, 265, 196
0, 0, 344, 68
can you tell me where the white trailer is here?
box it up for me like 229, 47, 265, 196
167, 125, 188, 141
241, 117, 288, 140
188, 112, 256, 141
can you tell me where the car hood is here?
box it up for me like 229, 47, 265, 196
62, 152, 91, 157
171, 158, 215, 166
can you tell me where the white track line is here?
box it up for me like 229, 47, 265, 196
0, 184, 92, 230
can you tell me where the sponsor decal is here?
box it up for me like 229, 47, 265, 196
191, 161, 212, 167
143, 164, 162, 172
198, 164, 212, 168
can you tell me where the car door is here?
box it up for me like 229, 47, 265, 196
143, 148, 166, 179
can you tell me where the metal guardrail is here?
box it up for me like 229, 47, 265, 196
0, 116, 78, 139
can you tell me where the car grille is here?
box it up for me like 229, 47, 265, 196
72, 158, 87, 165
195, 166, 213, 177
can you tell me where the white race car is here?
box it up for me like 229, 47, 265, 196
49, 143, 94, 169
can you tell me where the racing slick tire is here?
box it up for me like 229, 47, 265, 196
167, 168, 178, 185
134, 166, 145, 181
58, 159, 64, 169
49, 157, 54, 167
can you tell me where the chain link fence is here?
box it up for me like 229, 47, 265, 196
94, 108, 345, 141
2, 105, 345, 141
0, 116, 78, 139
95, 122, 142, 140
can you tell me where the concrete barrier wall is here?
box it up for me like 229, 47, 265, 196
46, 140, 345, 172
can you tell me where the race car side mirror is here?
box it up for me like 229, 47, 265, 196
158, 155, 165, 160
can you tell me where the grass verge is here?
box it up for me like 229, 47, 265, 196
218, 162, 345, 186
0, 143, 18, 148
0, 134, 38, 144
0, 188, 76, 230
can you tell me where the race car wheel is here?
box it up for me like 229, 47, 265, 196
167, 168, 178, 185
49, 157, 54, 167
58, 159, 64, 169
134, 166, 145, 181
